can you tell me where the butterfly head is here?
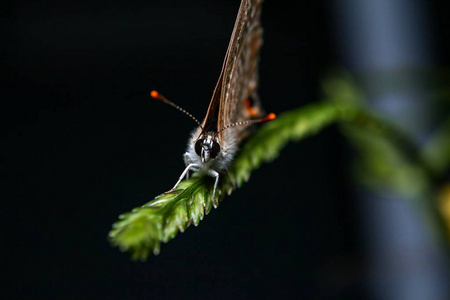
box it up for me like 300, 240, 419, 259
151, 90, 276, 169
195, 134, 221, 163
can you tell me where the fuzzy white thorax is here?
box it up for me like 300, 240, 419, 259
184, 126, 237, 174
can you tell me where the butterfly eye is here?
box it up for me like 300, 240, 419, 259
210, 141, 221, 159
194, 139, 203, 156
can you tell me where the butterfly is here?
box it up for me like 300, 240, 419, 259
151, 0, 275, 206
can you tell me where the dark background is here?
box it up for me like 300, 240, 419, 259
3, 0, 448, 298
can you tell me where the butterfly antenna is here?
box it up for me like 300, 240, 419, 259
214, 113, 276, 138
150, 90, 202, 127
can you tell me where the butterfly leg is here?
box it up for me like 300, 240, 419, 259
207, 170, 220, 208
183, 152, 191, 179
166, 163, 199, 194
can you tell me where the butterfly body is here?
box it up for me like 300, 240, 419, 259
185, 129, 236, 172
152, 0, 273, 206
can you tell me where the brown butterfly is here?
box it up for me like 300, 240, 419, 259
151, 0, 275, 206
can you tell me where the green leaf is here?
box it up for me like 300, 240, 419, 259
109, 102, 358, 260
422, 117, 450, 176
323, 74, 450, 245
109, 72, 450, 260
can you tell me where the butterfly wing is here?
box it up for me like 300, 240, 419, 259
218, 0, 265, 142
201, 0, 264, 141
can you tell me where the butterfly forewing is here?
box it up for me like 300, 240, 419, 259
219, 0, 264, 140
157, 0, 272, 204
202, 0, 265, 143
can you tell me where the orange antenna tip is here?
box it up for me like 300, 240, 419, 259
150, 90, 160, 98
150, 90, 202, 126
263, 113, 276, 122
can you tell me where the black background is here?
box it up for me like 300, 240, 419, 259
3, 0, 448, 298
